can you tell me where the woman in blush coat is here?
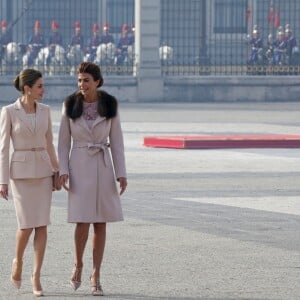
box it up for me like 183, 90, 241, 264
0, 68, 59, 296
58, 62, 127, 296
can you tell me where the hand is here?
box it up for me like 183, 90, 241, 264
0, 184, 8, 200
53, 171, 61, 191
59, 174, 70, 191
118, 177, 127, 195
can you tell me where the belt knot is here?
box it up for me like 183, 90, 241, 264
86, 142, 110, 167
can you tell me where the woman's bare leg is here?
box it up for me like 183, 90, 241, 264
70, 223, 90, 286
74, 223, 90, 268
91, 223, 106, 281
12, 228, 33, 281
32, 226, 47, 291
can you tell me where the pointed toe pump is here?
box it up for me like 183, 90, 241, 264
10, 258, 22, 289
70, 265, 82, 291
31, 275, 44, 297
90, 276, 104, 296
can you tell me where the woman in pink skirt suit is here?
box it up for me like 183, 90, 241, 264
0, 69, 59, 296
58, 62, 127, 296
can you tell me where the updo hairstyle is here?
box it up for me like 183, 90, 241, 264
13, 69, 42, 93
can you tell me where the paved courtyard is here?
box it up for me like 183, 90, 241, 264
0, 101, 299, 299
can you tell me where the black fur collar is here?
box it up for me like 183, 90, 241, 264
64, 90, 118, 120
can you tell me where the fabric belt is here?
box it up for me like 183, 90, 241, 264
72, 142, 110, 167
15, 147, 45, 151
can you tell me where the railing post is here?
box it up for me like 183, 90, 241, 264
135, 0, 163, 102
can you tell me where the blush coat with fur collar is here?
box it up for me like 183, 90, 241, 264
57, 90, 126, 223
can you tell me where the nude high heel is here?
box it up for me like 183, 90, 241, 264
90, 276, 104, 296
70, 265, 82, 291
31, 274, 44, 297
10, 258, 22, 289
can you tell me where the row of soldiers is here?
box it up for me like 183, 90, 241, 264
0, 20, 135, 66
246, 24, 298, 65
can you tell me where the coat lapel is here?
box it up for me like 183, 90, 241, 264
91, 115, 106, 130
14, 99, 34, 134
75, 115, 106, 133
77, 116, 92, 133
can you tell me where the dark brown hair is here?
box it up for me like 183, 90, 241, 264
65, 62, 118, 121
77, 62, 104, 87
13, 69, 42, 93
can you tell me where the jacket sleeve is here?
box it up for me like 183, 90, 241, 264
45, 107, 59, 172
57, 104, 71, 176
0, 107, 11, 184
109, 112, 127, 180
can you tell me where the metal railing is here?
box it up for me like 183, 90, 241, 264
0, 0, 135, 76
160, 0, 300, 76
1, 0, 300, 77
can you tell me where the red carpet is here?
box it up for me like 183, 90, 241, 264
143, 134, 300, 149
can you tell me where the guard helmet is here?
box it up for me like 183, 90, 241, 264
285, 24, 292, 34
252, 25, 259, 35
51, 20, 59, 30
103, 22, 109, 30
93, 23, 99, 32
34, 20, 41, 29
74, 21, 81, 30
1, 20, 7, 29
122, 23, 128, 32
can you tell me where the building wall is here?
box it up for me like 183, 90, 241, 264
1, 74, 300, 103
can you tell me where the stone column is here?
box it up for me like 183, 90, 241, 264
135, 0, 163, 102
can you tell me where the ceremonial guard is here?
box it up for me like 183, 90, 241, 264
48, 21, 63, 46
116, 23, 130, 65
46, 20, 63, 65
273, 27, 287, 65
86, 23, 101, 62
69, 21, 84, 50
27, 20, 45, 66
0, 20, 12, 60
246, 25, 263, 65
128, 24, 135, 46
99, 22, 114, 44
284, 24, 297, 64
